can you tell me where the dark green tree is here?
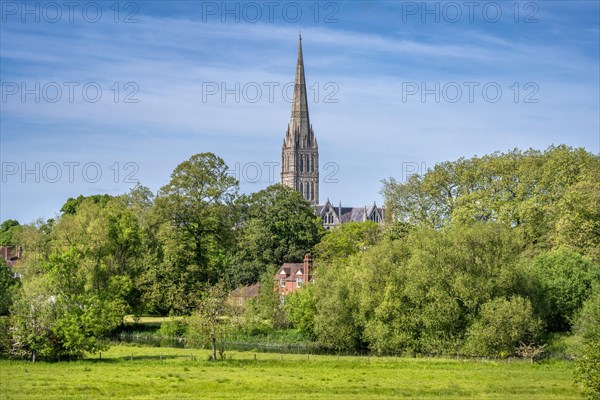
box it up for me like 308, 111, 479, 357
0, 219, 21, 245
0, 259, 19, 315
530, 249, 598, 331
60, 194, 112, 215
227, 185, 323, 287
155, 153, 239, 286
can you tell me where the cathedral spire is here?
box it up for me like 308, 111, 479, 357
281, 36, 319, 206
287, 34, 311, 145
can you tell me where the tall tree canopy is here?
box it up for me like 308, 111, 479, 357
381, 145, 599, 255
227, 184, 323, 288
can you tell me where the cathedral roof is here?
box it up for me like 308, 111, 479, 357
316, 201, 384, 223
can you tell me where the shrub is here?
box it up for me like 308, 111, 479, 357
157, 319, 187, 338
574, 286, 600, 399
575, 340, 600, 400
530, 249, 597, 331
464, 296, 543, 357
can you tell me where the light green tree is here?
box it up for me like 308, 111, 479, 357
464, 296, 543, 358
187, 282, 238, 361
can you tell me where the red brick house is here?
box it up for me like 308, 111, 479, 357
274, 254, 313, 295
0, 245, 21, 267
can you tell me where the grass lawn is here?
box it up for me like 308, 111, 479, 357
0, 344, 583, 399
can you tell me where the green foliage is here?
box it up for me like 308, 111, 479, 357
530, 249, 597, 331
60, 194, 112, 215
157, 318, 187, 338
285, 285, 316, 339
574, 285, 600, 342
187, 282, 239, 360
575, 340, 600, 400
9, 247, 126, 361
0, 219, 21, 245
313, 261, 364, 351
313, 223, 532, 355
0, 316, 9, 356
154, 153, 239, 289
574, 286, 600, 398
228, 185, 323, 287
464, 296, 543, 357
314, 221, 380, 264
382, 145, 599, 255
242, 269, 287, 332
554, 166, 600, 262
0, 260, 20, 315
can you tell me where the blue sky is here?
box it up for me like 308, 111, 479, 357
1, 0, 599, 223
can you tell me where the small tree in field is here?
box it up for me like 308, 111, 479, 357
187, 283, 237, 361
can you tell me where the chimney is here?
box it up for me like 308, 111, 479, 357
303, 253, 312, 284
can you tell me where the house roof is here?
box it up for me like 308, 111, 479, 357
278, 263, 307, 280
230, 283, 260, 299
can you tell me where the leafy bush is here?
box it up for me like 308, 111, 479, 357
530, 249, 597, 331
574, 285, 600, 342
157, 319, 187, 338
0, 260, 19, 316
0, 317, 10, 356
285, 285, 316, 340
464, 296, 543, 358
575, 341, 600, 400
574, 286, 600, 398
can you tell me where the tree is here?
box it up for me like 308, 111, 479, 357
314, 221, 380, 264
530, 249, 597, 331
52, 196, 144, 315
554, 165, 600, 263
155, 153, 239, 285
9, 248, 125, 361
242, 269, 288, 332
0, 259, 19, 315
381, 146, 599, 251
187, 283, 237, 361
575, 343, 600, 400
574, 286, 600, 399
464, 296, 543, 358
60, 194, 112, 215
227, 185, 323, 287
0, 219, 21, 245
285, 284, 316, 339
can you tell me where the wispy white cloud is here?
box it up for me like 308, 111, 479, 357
1, 3, 598, 222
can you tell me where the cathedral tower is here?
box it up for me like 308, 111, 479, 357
281, 35, 319, 206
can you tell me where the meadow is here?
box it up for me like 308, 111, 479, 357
0, 344, 583, 399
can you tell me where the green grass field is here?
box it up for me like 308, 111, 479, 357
0, 344, 583, 399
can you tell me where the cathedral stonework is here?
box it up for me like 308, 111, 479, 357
281, 36, 383, 228
281, 35, 319, 206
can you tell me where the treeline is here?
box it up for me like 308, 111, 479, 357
287, 144, 600, 354
0, 153, 322, 360
0, 145, 599, 396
